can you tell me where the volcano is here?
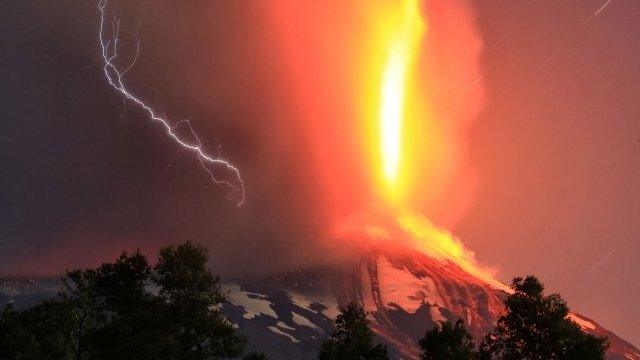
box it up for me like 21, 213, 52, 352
2, 224, 638, 359
221, 216, 640, 360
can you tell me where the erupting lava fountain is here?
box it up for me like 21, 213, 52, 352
335, 0, 500, 289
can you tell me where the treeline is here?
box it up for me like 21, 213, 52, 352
0, 242, 609, 360
320, 277, 609, 360
0, 242, 265, 360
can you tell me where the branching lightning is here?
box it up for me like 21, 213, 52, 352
97, 0, 245, 206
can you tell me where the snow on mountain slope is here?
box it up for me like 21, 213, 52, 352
222, 248, 640, 360
1, 249, 638, 359
567, 313, 640, 360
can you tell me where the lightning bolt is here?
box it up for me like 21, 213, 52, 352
97, 0, 245, 206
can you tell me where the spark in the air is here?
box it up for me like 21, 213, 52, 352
589, 249, 616, 274
97, 0, 245, 206
581, 0, 615, 28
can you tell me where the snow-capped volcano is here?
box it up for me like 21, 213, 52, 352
1, 216, 637, 359
222, 236, 640, 360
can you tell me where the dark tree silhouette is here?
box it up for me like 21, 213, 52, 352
319, 302, 389, 360
0, 304, 36, 360
1, 300, 79, 359
87, 251, 162, 359
154, 241, 246, 360
0, 242, 258, 360
16, 300, 76, 360
479, 276, 609, 360
61, 267, 101, 360
419, 319, 476, 360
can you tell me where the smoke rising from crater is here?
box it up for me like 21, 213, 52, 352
0, 0, 485, 277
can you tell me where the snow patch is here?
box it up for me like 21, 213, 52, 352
288, 291, 340, 320
430, 305, 447, 323
322, 302, 341, 319
289, 292, 313, 310
224, 284, 277, 320
360, 262, 377, 313
276, 321, 295, 330
567, 313, 596, 330
268, 326, 300, 343
376, 256, 445, 313
292, 312, 324, 333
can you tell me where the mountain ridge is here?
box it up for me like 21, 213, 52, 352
1, 247, 638, 359
220, 244, 640, 360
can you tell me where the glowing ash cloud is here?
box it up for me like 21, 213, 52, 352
263, 0, 492, 283
97, 0, 245, 205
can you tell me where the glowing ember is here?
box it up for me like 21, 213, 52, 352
379, 0, 424, 199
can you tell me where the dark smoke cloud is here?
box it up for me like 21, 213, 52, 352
0, 0, 329, 277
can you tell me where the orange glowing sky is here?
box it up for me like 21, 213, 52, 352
267, 0, 497, 286
3, 0, 637, 347
263, 0, 638, 344
269, 0, 484, 228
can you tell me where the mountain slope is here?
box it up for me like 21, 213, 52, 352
1, 243, 637, 359
222, 247, 640, 360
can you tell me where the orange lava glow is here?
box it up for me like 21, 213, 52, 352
378, 0, 425, 199
267, 1, 492, 284
397, 212, 507, 290
335, 208, 505, 291
359, 0, 495, 285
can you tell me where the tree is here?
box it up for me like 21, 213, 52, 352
0, 242, 269, 360
0, 301, 76, 360
61, 268, 99, 360
58, 251, 163, 360
18, 300, 76, 360
154, 241, 246, 359
319, 302, 389, 360
86, 251, 162, 360
0, 304, 35, 360
479, 276, 608, 360
419, 319, 476, 360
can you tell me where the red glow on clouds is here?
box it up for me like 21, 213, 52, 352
267, 0, 484, 229
264, 1, 496, 285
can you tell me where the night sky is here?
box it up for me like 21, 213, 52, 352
1, 0, 639, 346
